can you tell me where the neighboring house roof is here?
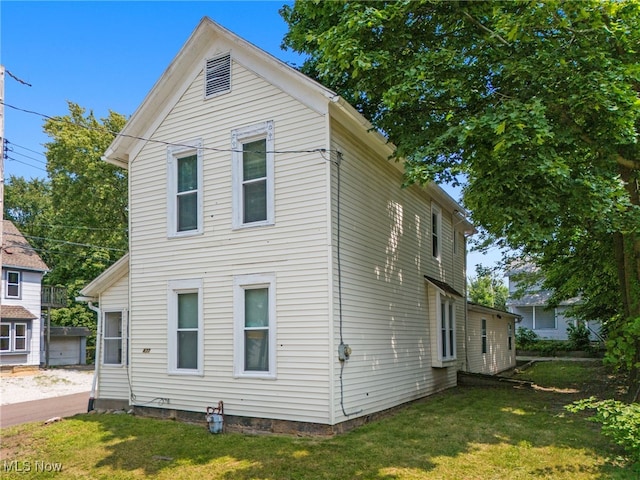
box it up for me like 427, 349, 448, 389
1, 305, 38, 320
1, 220, 49, 272
79, 253, 129, 298
101, 17, 472, 232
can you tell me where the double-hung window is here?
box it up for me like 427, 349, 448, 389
481, 318, 487, 354
0, 322, 28, 353
233, 274, 276, 378
103, 311, 124, 365
167, 141, 203, 237
232, 121, 275, 229
6, 271, 21, 298
168, 279, 203, 375
439, 295, 456, 361
432, 205, 442, 260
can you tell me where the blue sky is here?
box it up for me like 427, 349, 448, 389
1, 1, 502, 273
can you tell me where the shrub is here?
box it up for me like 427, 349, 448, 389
516, 327, 538, 348
566, 397, 640, 464
567, 322, 591, 351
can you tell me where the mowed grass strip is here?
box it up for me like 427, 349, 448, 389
1, 362, 636, 479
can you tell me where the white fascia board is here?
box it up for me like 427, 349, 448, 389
80, 253, 129, 297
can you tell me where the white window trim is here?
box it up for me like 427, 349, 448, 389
167, 140, 204, 238
168, 279, 204, 375
0, 321, 30, 353
233, 273, 276, 379
231, 121, 275, 229
102, 310, 126, 367
436, 292, 456, 363
6, 270, 21, 299
431, 204, 442, 261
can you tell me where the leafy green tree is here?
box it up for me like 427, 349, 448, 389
283, 0, 640, 400
3, 176, 53, 266
468, 265, 509, 311
42, 102, 128, 289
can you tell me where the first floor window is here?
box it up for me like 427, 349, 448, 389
438, 293, 456, 362
6, 271, 21, 298
481, 319, 487, 354
0, 322, 29, 352
508, 323, 513, 350
234, 274, 276, 378
534, 306, 556, 329
168, 279, 203, 374
103, 311, 124, 365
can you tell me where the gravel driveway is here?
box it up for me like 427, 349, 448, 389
1, 368, 94, 405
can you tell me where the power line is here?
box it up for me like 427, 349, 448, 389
6, 140, 47, 158
1, 100, 337, 157
13, 223, 127, 232
4, 231, 126, 252
9, 149, 47, 165
5, 156, 48, 173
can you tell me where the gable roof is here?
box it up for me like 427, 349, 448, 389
79, 253, 129, 298
102, 17, 472, 230
1, 220, 49, 272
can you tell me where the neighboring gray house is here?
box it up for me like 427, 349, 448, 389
79, 18, 477, 434
506, 264, 598, 341
1, 220, 49, 367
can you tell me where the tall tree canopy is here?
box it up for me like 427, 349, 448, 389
282, 0, 640, 400
468, 265, 509, 311
4, 102, 127, 333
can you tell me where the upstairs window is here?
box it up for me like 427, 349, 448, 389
6, 271, 20, 298
432, 205, 442, 260
205, 53, 231, 98
167, 141, 203, 237
232, 121, 275, 229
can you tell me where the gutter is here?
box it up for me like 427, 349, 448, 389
77, 296, 100, 412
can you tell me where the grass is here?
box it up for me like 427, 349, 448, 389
1, 361, 637, 479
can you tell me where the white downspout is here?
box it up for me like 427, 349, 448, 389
82, 299, 101, 411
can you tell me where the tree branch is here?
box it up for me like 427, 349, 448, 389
462, 11, 512, 48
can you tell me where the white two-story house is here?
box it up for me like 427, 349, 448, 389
1, 220, 49, 368
80, 17, 474, 434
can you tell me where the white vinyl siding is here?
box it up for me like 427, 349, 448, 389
97, 272, 130, 402
466, 307, 517, 374
328, 120, 461, 423
0, 269, 43, 366
127, 60, 331, 422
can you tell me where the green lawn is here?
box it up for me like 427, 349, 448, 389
1, 361, 637, 479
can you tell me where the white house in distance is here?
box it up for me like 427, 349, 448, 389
80, 17, 478, 434
1, 220, 49, 368
506, 264, 599, 341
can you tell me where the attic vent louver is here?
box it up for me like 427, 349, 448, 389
205, 54, 231, 98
